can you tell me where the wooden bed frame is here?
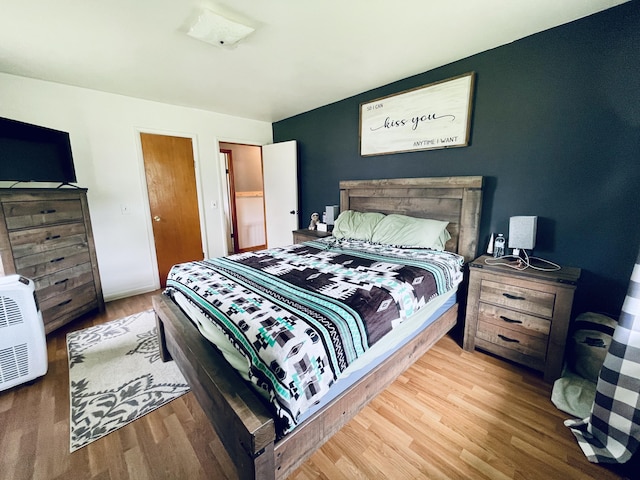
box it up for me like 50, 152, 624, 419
154, 176, 483, 480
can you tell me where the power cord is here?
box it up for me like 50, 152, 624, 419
484, 249, 561, 272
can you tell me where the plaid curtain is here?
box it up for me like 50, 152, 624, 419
565, 246, 640, 463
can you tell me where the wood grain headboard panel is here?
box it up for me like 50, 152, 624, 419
339, 176, 483, 262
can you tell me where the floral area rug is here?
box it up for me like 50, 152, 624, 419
67, 310, 189, 452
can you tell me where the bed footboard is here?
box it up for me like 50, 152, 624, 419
273, 303, 458, 478
154, 293, 458, 480
153, 293, 277, 480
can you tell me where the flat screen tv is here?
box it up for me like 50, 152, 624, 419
0, 116, 77, 184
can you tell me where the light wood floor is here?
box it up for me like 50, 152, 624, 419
0, 291, 634, 480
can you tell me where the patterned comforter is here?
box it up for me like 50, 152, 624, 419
165, 238, 463, 435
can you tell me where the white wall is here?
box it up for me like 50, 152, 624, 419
0, 73, 273, 300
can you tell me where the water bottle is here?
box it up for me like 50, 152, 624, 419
493, 234, 505, 258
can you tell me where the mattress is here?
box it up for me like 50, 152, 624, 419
172, 286, 456, 426
165, 238, 463, 435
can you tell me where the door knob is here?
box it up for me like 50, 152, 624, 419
153, 215, 161, 222
289, 210, 297, 214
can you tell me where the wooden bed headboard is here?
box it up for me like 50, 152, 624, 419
339, 176, 483, 262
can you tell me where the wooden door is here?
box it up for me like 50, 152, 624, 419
140, 133, 203, 287
262, 140, 298, 248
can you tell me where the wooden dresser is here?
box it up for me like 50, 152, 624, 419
0, 188, 104, 333
463, 255, 580, 382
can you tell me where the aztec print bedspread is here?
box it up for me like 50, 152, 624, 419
165, 238, 463, 436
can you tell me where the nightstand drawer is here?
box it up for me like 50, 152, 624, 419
3, 199, 84, 230
476, 320, 548, 361
292, 229, 332, 243
479, 279, 555, 318
478, 303, 550, 338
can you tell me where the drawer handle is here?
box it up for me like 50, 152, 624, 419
584, 337, 606, 348
50, 257, 65, 263
500, 315, 523, 324
40, 209, 57, 214
46, 235, 61, 240
503, 293, 526, 301
57, 299, 72, 307
54, 278, 69, 285
498, 334, 520, 343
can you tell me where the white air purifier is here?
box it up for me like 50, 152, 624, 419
0, 275, 48, 391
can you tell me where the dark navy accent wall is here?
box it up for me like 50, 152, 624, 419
273, 2, 640, 317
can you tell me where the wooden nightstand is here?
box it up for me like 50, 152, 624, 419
463, 255, 581, 382
292, 229, 332, 243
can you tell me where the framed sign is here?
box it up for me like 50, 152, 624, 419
359, 72, 475, 156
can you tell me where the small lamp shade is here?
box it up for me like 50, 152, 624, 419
508, 216, 537, 250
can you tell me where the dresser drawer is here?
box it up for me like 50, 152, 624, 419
479, 279, 555, 318
476, 320, 548, 361
477, 303, 550, 339
40, 283, 99, 326
2, 199, 84, 230
34, 262, 95, 302
14, 244, 91, 280
9, 222, 87, 258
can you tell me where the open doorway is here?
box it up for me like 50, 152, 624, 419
220, 142, 266, 254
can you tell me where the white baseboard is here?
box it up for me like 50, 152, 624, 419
104, 285, 160, 303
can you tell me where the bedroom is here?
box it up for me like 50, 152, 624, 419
0, 1, 639, 479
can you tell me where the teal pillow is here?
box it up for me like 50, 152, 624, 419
332, 210, 385, 241
371, 214, 450, 250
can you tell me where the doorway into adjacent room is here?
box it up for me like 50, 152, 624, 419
220, 140, 299, 254
219, 142, 267, 254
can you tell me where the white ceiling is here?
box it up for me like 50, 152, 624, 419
0, 0, 628, 123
